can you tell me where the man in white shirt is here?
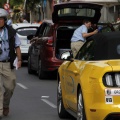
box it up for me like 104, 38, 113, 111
0, 8, 22, 119
71, 19, 98, 57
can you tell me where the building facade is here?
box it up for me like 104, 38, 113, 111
29, 0, 120, 23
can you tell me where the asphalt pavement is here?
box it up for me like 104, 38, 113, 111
2, 64, 73, 120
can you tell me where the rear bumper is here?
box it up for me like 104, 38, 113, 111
42, 57, 63, 72
86, 105, 120, 120
83, 83, 120, 120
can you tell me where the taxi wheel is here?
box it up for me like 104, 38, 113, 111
38, 60, 46, 79
77, 89, 86, 120
28, 56, 33, 74
57, 81, 69, 118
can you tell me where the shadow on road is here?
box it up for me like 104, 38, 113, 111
21, 62, 57, 80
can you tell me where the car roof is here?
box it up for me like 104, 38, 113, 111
42, 19, 54, 25
92, 31, 120, 43
88, 31, 120, 60
12, 23, 40, 29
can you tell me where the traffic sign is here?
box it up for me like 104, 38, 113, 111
4, 3, 10, 10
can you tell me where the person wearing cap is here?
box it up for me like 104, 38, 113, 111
0, 8, 22, 119
71, 19, 98, 57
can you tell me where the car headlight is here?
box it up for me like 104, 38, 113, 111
103, 72, 120, 87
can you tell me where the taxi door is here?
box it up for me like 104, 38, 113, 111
64, 39, 95, 111
64, 60, 84, 111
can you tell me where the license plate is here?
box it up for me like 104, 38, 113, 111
105, 89, 120, 96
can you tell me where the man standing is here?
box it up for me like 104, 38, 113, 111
19, 16, 28, 23
0, 8, 22, 119
71, 19, 98, 57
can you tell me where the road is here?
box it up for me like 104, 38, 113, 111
2, 64, 74, 120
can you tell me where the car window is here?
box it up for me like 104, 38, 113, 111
101, 27, 112, 32
43, 25, 51, 36
97, 23, 115, 33
37, 23, 47, 37
76, 40, 95, 60
58, 8, 95, 17
17, 28, 38, 36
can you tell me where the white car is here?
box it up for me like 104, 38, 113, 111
12, 23, 40, 61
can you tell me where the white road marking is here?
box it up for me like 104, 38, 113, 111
17, 83, 28, 89
41, 99, 57, 108
41, 96, 49, 98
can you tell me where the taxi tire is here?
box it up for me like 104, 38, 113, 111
77, 89, 86, 120
57, 81, 69, 118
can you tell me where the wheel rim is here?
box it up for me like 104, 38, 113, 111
77, 91, 83, 120
57, 81, 62, 114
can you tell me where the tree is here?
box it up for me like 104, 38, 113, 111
0, 1, 6, 8
10, 0, 24, 6
23, 0, 40, 12
0, 0, 24, 11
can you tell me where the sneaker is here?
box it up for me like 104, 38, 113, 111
3, 107, 9, 116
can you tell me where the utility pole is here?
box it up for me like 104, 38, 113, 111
23, 0, 27, 17
23, 0, 27, 10
7, 0, 9, 3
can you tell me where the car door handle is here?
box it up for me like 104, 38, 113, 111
73, 70, 79, 76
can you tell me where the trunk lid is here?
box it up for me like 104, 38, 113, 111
107, 60, 120, 71
52, 2, 103, 24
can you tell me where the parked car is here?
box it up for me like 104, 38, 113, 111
12, 23, 40, 61
27, 1, 115, 79
57, 31, 120, 120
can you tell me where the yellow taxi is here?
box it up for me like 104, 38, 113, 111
57, 32, 120, 120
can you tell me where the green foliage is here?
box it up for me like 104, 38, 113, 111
0, 0, 6, 8
27, 0, 40, 9
0, 0, 24, 9
10, 0, 24, 6
0, 0, 41, 9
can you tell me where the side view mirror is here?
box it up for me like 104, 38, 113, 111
27, 35, 34, 40
60, 51, 73, 61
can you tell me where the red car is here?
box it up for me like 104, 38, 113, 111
27, 1, 103, 79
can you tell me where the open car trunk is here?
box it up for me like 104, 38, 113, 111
52, 2, 102, 24
53, 2, 103, 59
55, 25, 78, 58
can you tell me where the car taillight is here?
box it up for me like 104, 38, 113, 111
103, 72, 120, 87
46, 39, 53, 46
